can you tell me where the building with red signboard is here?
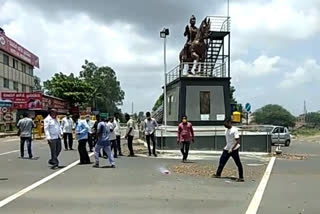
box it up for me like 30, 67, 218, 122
0, 28, 39, 93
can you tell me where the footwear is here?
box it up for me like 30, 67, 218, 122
70, 148, 74, 151
79, 162, 91, 165
64, 149, 68, 151
51, 165, 58, 170
236, 178, 245, 182
48, 160, 55, 165
111, 165, 116, 168
148, 153, 152, 156
119, 153, 124, 156
212, 174, 221, 178
29, 156, 33, 159
92, 163, 99, 168
153, 153, 158, 157
114, 156, 118, 158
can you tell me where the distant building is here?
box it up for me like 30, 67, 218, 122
0, 28, 39, 92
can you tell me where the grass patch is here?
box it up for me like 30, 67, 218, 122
292, 128, 320, 136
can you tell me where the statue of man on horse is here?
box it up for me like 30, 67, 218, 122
179, 16, 211, 75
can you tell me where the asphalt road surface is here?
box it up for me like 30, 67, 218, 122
2, 136, 318, 213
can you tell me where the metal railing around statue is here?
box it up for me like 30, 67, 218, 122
206, 16, 231, 32
166, 62, 227, 84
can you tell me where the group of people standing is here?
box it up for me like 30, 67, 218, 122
43, 109, 124, 169
17, 109, 244, 181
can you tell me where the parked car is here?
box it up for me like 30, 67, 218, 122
270, 126, 291, 146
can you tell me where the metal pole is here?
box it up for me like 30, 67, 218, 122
163, 36, 167, 129
227, 0, 230, 18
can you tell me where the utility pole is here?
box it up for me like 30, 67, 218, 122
131, 102, 134, 115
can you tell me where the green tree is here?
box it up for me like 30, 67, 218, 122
230, 85, 237, 104
152, 93, 164, 112
43, 72, 94, 105
253, 104, 296, 127
80, 60, 125, 113
306, 112, 320, 127
33, 75, 42, 92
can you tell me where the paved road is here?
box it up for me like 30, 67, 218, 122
0, 137, 269, 214
258, 137, 320, 214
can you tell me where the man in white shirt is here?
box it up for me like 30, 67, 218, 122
108, 117, 118, 158
44, 109, 62, 169
86, 115, 94, 152
61, 113, 74, 151
125, 113, 135, 157
114, 113, 123, 156
213, 118, 244, 182
144, 112, 158, 157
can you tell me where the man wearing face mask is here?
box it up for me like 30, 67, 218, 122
144, 112, 158, 157
177, 115, 194, 162
61, 113, 74, 151
213, 118, 244, 182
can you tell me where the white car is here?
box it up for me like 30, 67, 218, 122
270, 126, 291, 147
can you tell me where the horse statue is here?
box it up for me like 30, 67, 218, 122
179, 17, 211, 75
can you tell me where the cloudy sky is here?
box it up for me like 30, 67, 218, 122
1, 0, 319, 115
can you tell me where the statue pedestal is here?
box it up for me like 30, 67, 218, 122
166, 76, 231, 126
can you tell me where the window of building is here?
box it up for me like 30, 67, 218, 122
200, 91, 211, 114
22, 84, 26, 92
13, 81, 19, 91
3, 78, 10, 88
28, 65, 33, 75
12, 59, 18, 69
168, 96, 173, 115
21, 63, 26, 73
3, 54, 9, 65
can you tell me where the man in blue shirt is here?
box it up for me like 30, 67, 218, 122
75, 115, 91, 165
93, 117, 115, 168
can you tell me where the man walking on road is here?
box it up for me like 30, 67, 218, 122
177, 115, 194, 162
93, 117, 115, 168
114, 113, 123, 156
213, 118, 244, 182
61, 113, 73, 151
86, 115, 94, 152
144, 112, 158, 157
108, 117, 118, 158
17, 112, 35, 159
125, 114, 135, 157
44, 109, 62, 169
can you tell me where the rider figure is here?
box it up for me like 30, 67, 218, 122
183, 15, 198, 60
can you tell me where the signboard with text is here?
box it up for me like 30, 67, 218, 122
43, 96, 69, 114
0, 34, 39, 68
1, 92, 42, 110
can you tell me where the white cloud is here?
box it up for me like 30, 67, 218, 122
231, 0, 320, 41
279, 59, 320, 88
232, 55, 280, 82
0, 1, 179, 113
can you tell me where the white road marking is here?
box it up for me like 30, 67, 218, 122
245, 156, 276, 214
0, 152, 94, 208
2, 138, 19, 143
0, 150, 19, 156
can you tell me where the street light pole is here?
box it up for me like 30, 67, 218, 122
163, 36, 167, 129
227, 0, 230, 17
160, 28, 169, 129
